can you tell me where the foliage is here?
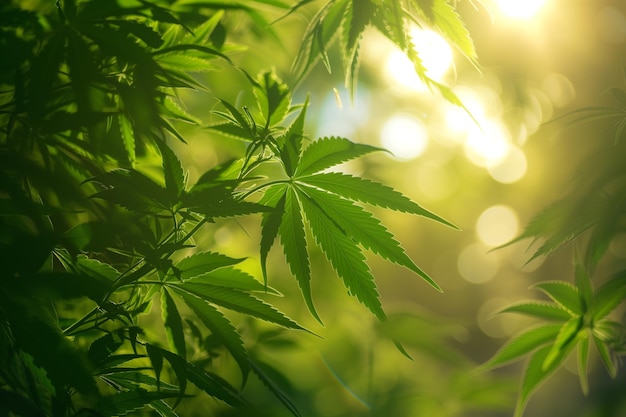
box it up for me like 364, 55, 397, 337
483, 76, 626, 415
2, 0, 625, 416
0, 0, 475, 416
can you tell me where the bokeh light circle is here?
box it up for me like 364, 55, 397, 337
457, 243, 500, 284
464, 120, 511, 167
476, 205, 520, 247
487, 146, 528, 183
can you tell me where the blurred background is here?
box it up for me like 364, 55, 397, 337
160, 0, 626, 416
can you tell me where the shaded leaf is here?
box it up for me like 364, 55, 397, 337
593, 334, 617, 378
172, 282, 306, 331
593, 270, 626, 321
114, 19, 164, 48
101, 370, 179, 392
149, 399, 180, 417
260, 190, 287, 286
173, 289, 250, 380
146, 343, 164, 390
96, 390, 182, 416
154, 138, 185, 202
88, 332, 124, 368
249, 358, 302, 417
154, 347, 246, 407
175, 251, 245, 280
162, 289, 186, 359
86, 169, 171, 213
27, 31, 65, 119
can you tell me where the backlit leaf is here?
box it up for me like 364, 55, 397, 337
278, 97, 308, 176
533, 281, 583, 316
481, 324, 562, 370
542, 317, 581, 370
188, 267, 280, 294
154, 138, 185, 202
156, 54, 218, 72
253, 70, 291, 127
515, 342, 575, 417
296, 136, 383, 176
173, 289, 250, 380
428, 0, 478, 65
497, 302, 572, 321
578, 332, 590, 395
297, 183, 440, 291
278, 187, 319, 322
298, 187, 385, 320
299, 172, 457, 227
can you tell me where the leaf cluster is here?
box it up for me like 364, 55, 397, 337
292, 0, 478, 101
0, 1, 462, 416
486, 73, 626, 416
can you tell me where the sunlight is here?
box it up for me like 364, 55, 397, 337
409, 27, 453, 81
457, 243, 500, 284
380, 114, 429, 160
476, 205, 519, 247
487, 146, 527, 183
315, 86, 371, 138
497, 0, 547, 19
440, 88, 488, 143
464, 120, 511, 167
385, 28, 453, 90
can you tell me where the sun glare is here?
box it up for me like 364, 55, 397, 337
497, 0, 547, 19
381, 114, 429, 160
385, 28, 453, 90
465, 120, 511, 167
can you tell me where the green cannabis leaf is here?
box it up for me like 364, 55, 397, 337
249, 97, 455, 321
293, 0, 478, 102
482, 261, 626, 417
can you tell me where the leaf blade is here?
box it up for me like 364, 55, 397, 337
300, 172, 457, 227
295, 136, 384, 176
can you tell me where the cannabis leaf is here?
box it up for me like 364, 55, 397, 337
254, 99, 454, 321
482, 263, 626, 417
293, 0, 477, 102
